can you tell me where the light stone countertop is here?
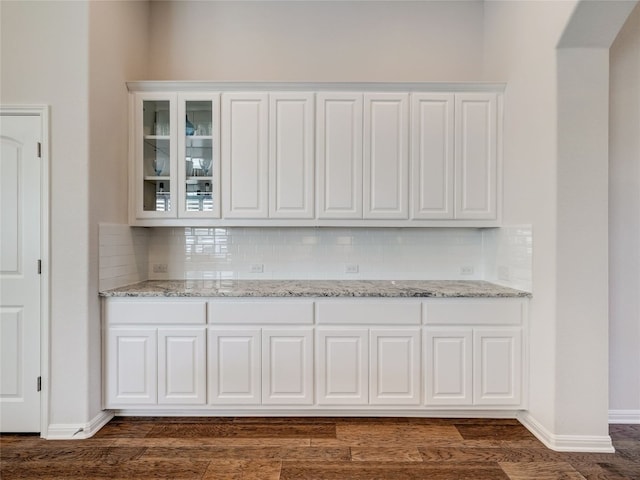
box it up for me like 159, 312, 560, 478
99, 279, 531, 298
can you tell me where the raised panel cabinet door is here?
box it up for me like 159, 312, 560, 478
410, 93, 455, 219
209, 328, 261, 405
370, 328, 421, 405
133, 92, 178, 220
269, 93, 315, 219
105, 328, 157, 406
424, 327, 472, 405
363, 93, 409, 219
454, 93, 498, 220
221, 93, 269, 218
158, 328, 206, 405
316, 328, 368, 405
316, 93, 363, 219
473, 328, 522, 405
262, 328, 314, 405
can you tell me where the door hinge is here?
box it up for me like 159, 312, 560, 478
37, 376, 41, 392
37, 142, 41, 158
37, 259, 42, 274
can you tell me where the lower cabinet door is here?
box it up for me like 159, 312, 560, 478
473, 328, 522, 406
317, 328, 369, 405
424, 327, 473, 405
209, 328, 261, 405
370, 328, 421, 405
262, 328, 314, 405
158, 328, 207, 405
105, 328, 157, 406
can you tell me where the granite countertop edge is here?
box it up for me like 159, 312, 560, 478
99, 280, 531, 299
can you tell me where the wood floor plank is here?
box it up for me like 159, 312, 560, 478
0, 446, 145, 463
350, 446, 423, 462
113, 437, 311, 447
146, 423, 335, 438
499, 461, 588, 480
140, 445, 350, 461
280, 460, 510, 480
455, 423, 538, 441
202, 460, 282, 480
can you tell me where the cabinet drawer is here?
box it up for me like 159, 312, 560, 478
105, 299, 207, 325
317, 300, 421, 325
423, 299, 523, 325
209, 300, 314, 324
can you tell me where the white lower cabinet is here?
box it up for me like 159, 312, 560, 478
262, 328, 314, 405
473, 328, 522, 406
208, 328, 261, 405
106, 328, 157, 406
424, 328, 473, 406
370, 328, 421, 405
423, 298, 525, 407
104, 297, 526, 411
316, 329, 369, 405
158, 328, 207, 405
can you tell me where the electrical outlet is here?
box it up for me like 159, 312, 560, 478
250, 264, 264, 273
152, 263, 168, 274
460, 266, 474, 275
345, 264, 359, 274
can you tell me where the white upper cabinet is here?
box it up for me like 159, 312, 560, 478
411, 94, 455, 219
221, 93, 269, 218
177, 93, 220, 219
316, 93, 364, 219
363, 93, 409, 219
133, 92, 178, 220
269, 93, 315, 219
129, 84, 502, 226
454, 93, 498, 220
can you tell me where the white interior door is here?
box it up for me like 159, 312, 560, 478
0, 114, 42, 432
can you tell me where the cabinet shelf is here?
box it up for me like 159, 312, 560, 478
144, 176, 171, 181
144, 135, 170, 140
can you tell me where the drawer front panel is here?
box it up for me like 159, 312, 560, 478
106, 300, 207, 325
317, 301, 421, 325
209, 301, 314, 324
423, 299, 523, 325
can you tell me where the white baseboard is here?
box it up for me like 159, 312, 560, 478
518, 411, 614, 453
609, 409, 640, 424
45, 410, 114, 440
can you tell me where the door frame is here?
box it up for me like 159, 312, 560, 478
0, 105, 50, 436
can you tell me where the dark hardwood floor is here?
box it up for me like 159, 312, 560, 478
1, 417, 639, 479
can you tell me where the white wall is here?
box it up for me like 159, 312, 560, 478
148, 0, 485, 82
87, 0, 150, 420
609, 2, 640, 419
0, 0, 149, 431
483, 0, 577, 440
1, 0, 92, 426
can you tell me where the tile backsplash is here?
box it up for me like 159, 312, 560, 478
99, 224, 532, 291
99, 223, 149, 291
148, 227, 485, 281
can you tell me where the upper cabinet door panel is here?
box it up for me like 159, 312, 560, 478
269, 93, 315, 219
134, 92, 178, 220
363, 93, 409, 219
454, 93, 497, 220
317, 93, 363, 219
411, 93, 454, 219
222, 93, 269, 218
177, 92, 221, 219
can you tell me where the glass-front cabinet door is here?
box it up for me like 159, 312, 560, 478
178, 93, 220, 218
135, 92, 177, 219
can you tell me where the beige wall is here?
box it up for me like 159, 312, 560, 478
148, 0, 485, 82
609, 2, 640, 415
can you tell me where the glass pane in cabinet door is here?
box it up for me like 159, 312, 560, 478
142, 100, 172, 212
185, 100, 214, 212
